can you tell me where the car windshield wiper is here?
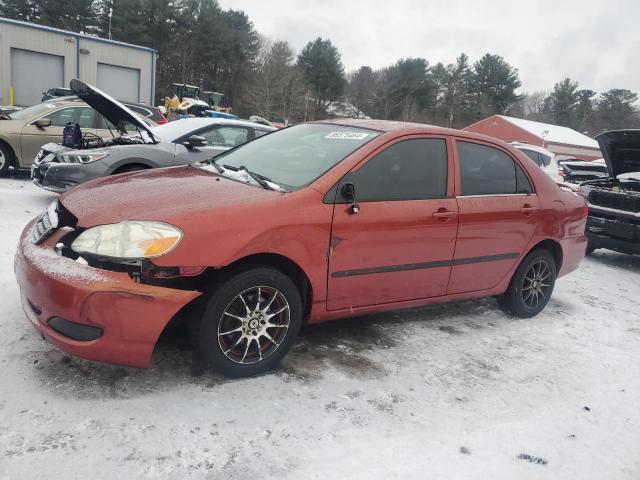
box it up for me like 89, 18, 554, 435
207, 160, 225, 174
223, 164, 277, 191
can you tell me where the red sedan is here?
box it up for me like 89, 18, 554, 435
15, 120, 588, 377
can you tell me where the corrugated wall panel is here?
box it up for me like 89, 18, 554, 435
0, 22, 76, 105
1, 19, 155, 106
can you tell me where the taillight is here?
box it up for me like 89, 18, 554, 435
581, 204, 589, 218
156, 115, 168, 125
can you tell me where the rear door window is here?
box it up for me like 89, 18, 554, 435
76, 108, 96, 128
457, 141, 526, 196
520, 149, 542, 166
538, 153, 551, 167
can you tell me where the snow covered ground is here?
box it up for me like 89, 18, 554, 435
1, 174, 639, 479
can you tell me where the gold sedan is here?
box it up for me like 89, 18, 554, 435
0, 99, 155, 176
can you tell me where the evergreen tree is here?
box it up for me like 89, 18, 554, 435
443, 53, 473, 127
0, 0, 39, 21
596, 89, 638, 131
39, 0, 98, 32
471, 54, 522, 119
347, 66, 376, 118
297, 37, 346, 119
549, 78, 579, 128
575, 89, 596, 133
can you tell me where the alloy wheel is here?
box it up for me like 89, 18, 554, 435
217, 285, 290, 364
521, 259, 552, 308
0, 150, 5, 170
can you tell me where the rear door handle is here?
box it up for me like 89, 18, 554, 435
433, 209, 457, 220
520, 204, 539, 215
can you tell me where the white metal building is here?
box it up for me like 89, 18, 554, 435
0, 17, 156, 106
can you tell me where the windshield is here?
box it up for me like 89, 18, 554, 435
7, 102, 59, 120
209, 123, 381, 189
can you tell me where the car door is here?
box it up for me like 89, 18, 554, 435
20, 106, 97, 165
447, 139, 539, 295
327, 136, 457, 311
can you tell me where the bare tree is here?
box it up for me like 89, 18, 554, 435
246, 39, 306, 122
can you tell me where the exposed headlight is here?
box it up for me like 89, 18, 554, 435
71, 221, 183, 259
59, 151, 109, 164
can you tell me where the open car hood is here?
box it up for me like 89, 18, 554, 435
70, 79, 157, 142
596, 130, 640, 177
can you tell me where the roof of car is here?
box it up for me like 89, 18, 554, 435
45, 96, 159, 110
511, 142, 555, 157
169, 117, 276, 131
316, 118, 479, 135
314, 118, 522, 150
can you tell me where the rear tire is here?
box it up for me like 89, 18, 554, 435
498, 249, 556, 318
189, 266, 302, 378
0, 143, 13, 177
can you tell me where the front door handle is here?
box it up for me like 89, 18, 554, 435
433, 208, 457, 221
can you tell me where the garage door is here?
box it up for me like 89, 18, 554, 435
10, 48, 64, 106
97, 63, 140, 103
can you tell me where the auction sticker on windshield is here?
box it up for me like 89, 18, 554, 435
325, 131, 370, 140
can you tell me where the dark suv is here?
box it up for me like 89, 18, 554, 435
583, 130, 640, 255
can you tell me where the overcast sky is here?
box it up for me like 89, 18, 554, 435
218, 0, 640, 95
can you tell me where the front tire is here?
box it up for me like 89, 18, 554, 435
191, 267, 302, 378
0, 143, 13, 177
498, 249, 556, 318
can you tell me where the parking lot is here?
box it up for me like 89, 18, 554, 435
1, 173, 639, 479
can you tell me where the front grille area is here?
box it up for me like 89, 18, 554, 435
32, 208, 56, 244
31, 200, 78, 244
587, 214, 640, 240
35, 149, 47, 164
589, 189, 640, 213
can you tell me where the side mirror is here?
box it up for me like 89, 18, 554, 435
341, 182, 359, 214
184, 135, 207, 149
341, 182, 355, 202
34, 118, 51, 128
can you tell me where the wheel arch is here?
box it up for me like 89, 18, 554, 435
109, 157, 158, 175
527, 239, 563, 274
219, 253, 313, 322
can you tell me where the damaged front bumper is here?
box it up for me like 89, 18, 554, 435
31, 159, 110, 193
14, 220, 201, 368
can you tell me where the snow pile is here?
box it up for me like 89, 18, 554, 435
1, 177, 639, 479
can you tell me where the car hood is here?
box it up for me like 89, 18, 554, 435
70, 79, 157, 142
595, 130, 640, 177
59, 165, 280, 227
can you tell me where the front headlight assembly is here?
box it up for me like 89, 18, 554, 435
71, 221, 183, 259
59, 151, 109, 164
